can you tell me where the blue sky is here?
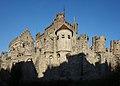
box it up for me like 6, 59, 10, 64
0, 0, 120, 53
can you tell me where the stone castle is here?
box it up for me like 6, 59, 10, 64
0, 13, 120, 80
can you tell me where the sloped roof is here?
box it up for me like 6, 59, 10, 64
55, 24, 73, 36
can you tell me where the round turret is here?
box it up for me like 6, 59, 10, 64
56, 25, 72, 52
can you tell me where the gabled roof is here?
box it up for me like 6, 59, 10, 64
60, 24, 68, 29
9, 29, 34, 47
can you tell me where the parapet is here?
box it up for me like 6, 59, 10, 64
79, 34, 89, 40
110, 40, 120, 55
1, 52, 8, 61
92, 35, 106, 53
93, 35, 106, 41
56, 12, 65, 18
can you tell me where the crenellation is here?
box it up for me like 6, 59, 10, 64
110, 40, 120, 55
1, 52, 8, 61
92, 35, 106, 53
77, 34, 89, 54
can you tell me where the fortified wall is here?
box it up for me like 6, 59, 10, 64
0, 13, 120, 80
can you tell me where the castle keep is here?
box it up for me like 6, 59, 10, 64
0, 13, 120, 80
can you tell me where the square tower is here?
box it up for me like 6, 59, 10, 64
92, 35, 106, 53
110, 40, 120, 55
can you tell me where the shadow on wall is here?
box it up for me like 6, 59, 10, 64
10, 60, 38, 83
43, 53, 112, 81
0, 59, 38, 86
0, 53, 120, 86
41, 53, 120, 86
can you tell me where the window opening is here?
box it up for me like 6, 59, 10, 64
68, 35, 70, 39
57, 36, 59, 40
62, 34, 65, 38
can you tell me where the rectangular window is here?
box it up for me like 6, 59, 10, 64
44, 38, 46, 42
57, 36, 59, 40
23, 44, 25, 48
62, 34, 65, 38
13, 48, 15, 51
68, 35, 70, 39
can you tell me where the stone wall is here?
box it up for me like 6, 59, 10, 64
92, 35, 106, 53
0, 12, 120, 81
110, 40, 120, 55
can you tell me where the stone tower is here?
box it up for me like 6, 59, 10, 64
77, 34, 89, 54
92, 35, 106, 53
55, 24, 73, 63
110, 40, 120, 55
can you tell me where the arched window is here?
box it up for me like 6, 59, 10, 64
66, 53, 71, 58
49, 55, 53, 59
57, 53, 60, 63
57, 53, 60, 58
27, 58, 32, 61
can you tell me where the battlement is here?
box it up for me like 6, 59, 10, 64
56, 13, 65, 18
1, 52, 8, 61
93, 35, 106, 40
54, 12, 65, 23
111, 40, 120, 43
110, 40, 120, 55
1, 52, 8, 56
92, 35, 106, 53
79, 34, 89, 40
77, 34, 89, 53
